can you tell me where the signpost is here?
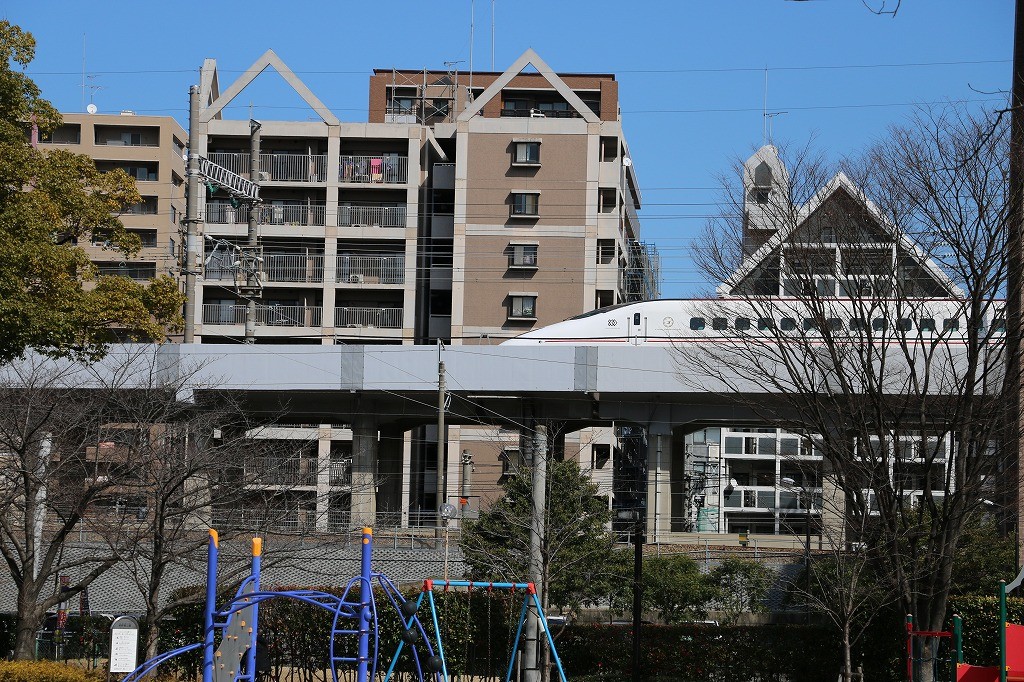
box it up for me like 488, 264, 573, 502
109, 616, 139, 674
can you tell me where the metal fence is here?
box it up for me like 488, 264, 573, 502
336, 253, 405, 284
334, 306, 403, 329
205, 201, 327, 227
338, 155, 408, 184
207, 152, 328, 182
337, 204, 407, 228
202, 304, 323, 327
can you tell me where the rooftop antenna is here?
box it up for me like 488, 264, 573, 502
761, 66, 787, 145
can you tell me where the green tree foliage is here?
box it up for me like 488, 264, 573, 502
950, 513, 1016, 597
0, 21, 183, 363
710, 557, 774, 624
642, 553, 718, 624
460, 457, 615, 615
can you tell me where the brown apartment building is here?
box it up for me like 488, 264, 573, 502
36, 112, 187, 287
183, 49, 658, 530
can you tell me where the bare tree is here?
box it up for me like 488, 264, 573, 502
683, 106, 1012, 680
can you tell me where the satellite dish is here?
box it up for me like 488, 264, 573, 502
439, 503, 458, 519
622, 157, 632, 167
86, 103, 97, 114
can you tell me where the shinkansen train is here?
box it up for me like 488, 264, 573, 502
501, 298, 1006, 346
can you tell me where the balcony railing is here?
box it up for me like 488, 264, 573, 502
339, 155, 408, 184
334, 306, 403, 329
329, 460, 351, 486
336, 253, 405, 284
206, 201, 326, 227
263, 253, 324, 283
206, 152, 328, 183
244, 457, 318, 486
337, 204, 406, 228
203, 303, 322, 327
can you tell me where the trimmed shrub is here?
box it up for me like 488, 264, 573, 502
0, 661, 102, 682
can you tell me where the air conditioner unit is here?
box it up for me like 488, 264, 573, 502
349, 274, 364, 284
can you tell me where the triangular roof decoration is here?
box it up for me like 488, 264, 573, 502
199, 50, 340, 126
457, 48, 600, 123
718, 172, 964, 298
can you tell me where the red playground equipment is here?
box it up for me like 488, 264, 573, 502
954, 568, 1024, 682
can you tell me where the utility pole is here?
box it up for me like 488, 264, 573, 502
183, 85, 201, 343
523, 423, 547, 682
435, 341, 447, 545
1009, 0, 1024, 572
244, 120, 262, 342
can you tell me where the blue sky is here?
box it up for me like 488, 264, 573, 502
6, 1, 1013, 297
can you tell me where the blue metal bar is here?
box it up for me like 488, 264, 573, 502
243, 538, 262, 682
123, 642, 202, 682
428, 580, 532, 590
383, 589, 428, 682
532, 592, 568, 682
427, 589, 449, 682
357, 528, 372, 682
506, 595, 531, 682
203, 530, 219, 682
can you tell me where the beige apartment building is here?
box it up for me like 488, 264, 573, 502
181, 48, 658, 530
36, 112, 187, 287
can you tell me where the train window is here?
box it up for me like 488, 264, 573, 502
993, 318, 1007, 333
735, 317, 752, 331
849, 319, 868, 332
633, 313, 641, 325
689, 317, 706, 331
872, 318, 888, 332
712, 317, 728, 330
827, 318, 843, 332
780, 318, 796, 331
757, 317, 774, 330
920, 318, 936, 332
943, 318, 960, 331
802, 318, 817, 332
896, 318, 913, 332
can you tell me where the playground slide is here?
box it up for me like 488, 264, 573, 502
956, 623, 1024, 682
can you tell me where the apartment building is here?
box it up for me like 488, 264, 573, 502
181, 49, 659, 530
35, 112, 187, 286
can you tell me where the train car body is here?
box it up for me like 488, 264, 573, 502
501, 298, 1005, 346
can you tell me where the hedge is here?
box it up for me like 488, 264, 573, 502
0, 661, 102, 682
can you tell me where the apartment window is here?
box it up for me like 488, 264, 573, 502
599, 188, 617, 213
513, 141, 541, 165
127, 229, 158, 248
596, 289, 614, 309
40, 124, 81, 144
600, 136, 618, 162
95, 262, 156, 281
509, 243, 539, 268
591, 443, 611, 469
510, 192, 539, 217
596, 239, 616, 264
508, 294, 537, 320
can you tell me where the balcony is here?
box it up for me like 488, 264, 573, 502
337, 204, 406, 228
334, 306, 403, 329
263, 253, 324, 283
202, 303, 322, 327
339, 155, 408, 184
206, 201, 327, 227
206, 152, 328, 183
336, 253, 405, 284
244, 457, 318, 486
329, 459, 351, 486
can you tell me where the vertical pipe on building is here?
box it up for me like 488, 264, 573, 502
184, 85, 201, 343
245, 120, 261, 343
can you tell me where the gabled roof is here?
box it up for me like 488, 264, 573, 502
718, 172, 964, 298
199, 50, 340, 126
456, 48, 600, 123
